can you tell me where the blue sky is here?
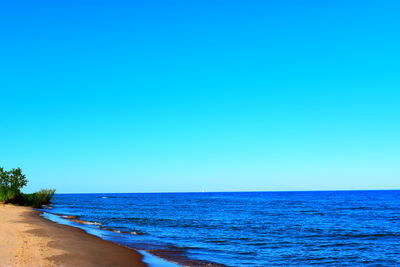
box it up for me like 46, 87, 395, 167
1, 0, 399, 193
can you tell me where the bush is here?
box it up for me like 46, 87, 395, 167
5, 189, 56, 208
32, 189, 56, 207
0, 187, 19, 202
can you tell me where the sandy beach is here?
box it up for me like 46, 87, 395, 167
0, 204, 146, 267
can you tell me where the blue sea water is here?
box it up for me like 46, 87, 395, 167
41, 191, 400, 266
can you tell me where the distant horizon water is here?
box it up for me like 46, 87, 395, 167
51, 189, 400, 194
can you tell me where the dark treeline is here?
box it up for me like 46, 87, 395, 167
0, 167, 55, 208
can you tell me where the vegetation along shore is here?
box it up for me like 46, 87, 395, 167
0, 167, 54, 208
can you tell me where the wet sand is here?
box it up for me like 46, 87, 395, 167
0, 204, 146, 267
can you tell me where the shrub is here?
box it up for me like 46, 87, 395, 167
32, 189, 56, 207
0, 187, 19, 202
5, 189, 56, 208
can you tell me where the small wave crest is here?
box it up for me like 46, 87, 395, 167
70, 219, 102, 226
99, 226, 146, 235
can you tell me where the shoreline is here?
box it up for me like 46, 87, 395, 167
39, 209, 224, 267
0, 204, 147, 267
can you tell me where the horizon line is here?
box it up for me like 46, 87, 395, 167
53, 189, 400, 194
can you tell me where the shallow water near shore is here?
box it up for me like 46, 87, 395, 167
41, 191, 400, 266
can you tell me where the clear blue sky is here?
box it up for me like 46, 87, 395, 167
1, 0, 399, 193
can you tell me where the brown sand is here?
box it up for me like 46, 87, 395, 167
0, 204, 147, 267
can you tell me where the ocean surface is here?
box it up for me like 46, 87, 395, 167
41, 191, 400, 266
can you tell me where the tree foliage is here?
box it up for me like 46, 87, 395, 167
0, 167, 28, 192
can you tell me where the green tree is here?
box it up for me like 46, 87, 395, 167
0, 167, 28, 192
0, 167, 28, 202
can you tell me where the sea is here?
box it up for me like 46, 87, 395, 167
40, 191, 400, 266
